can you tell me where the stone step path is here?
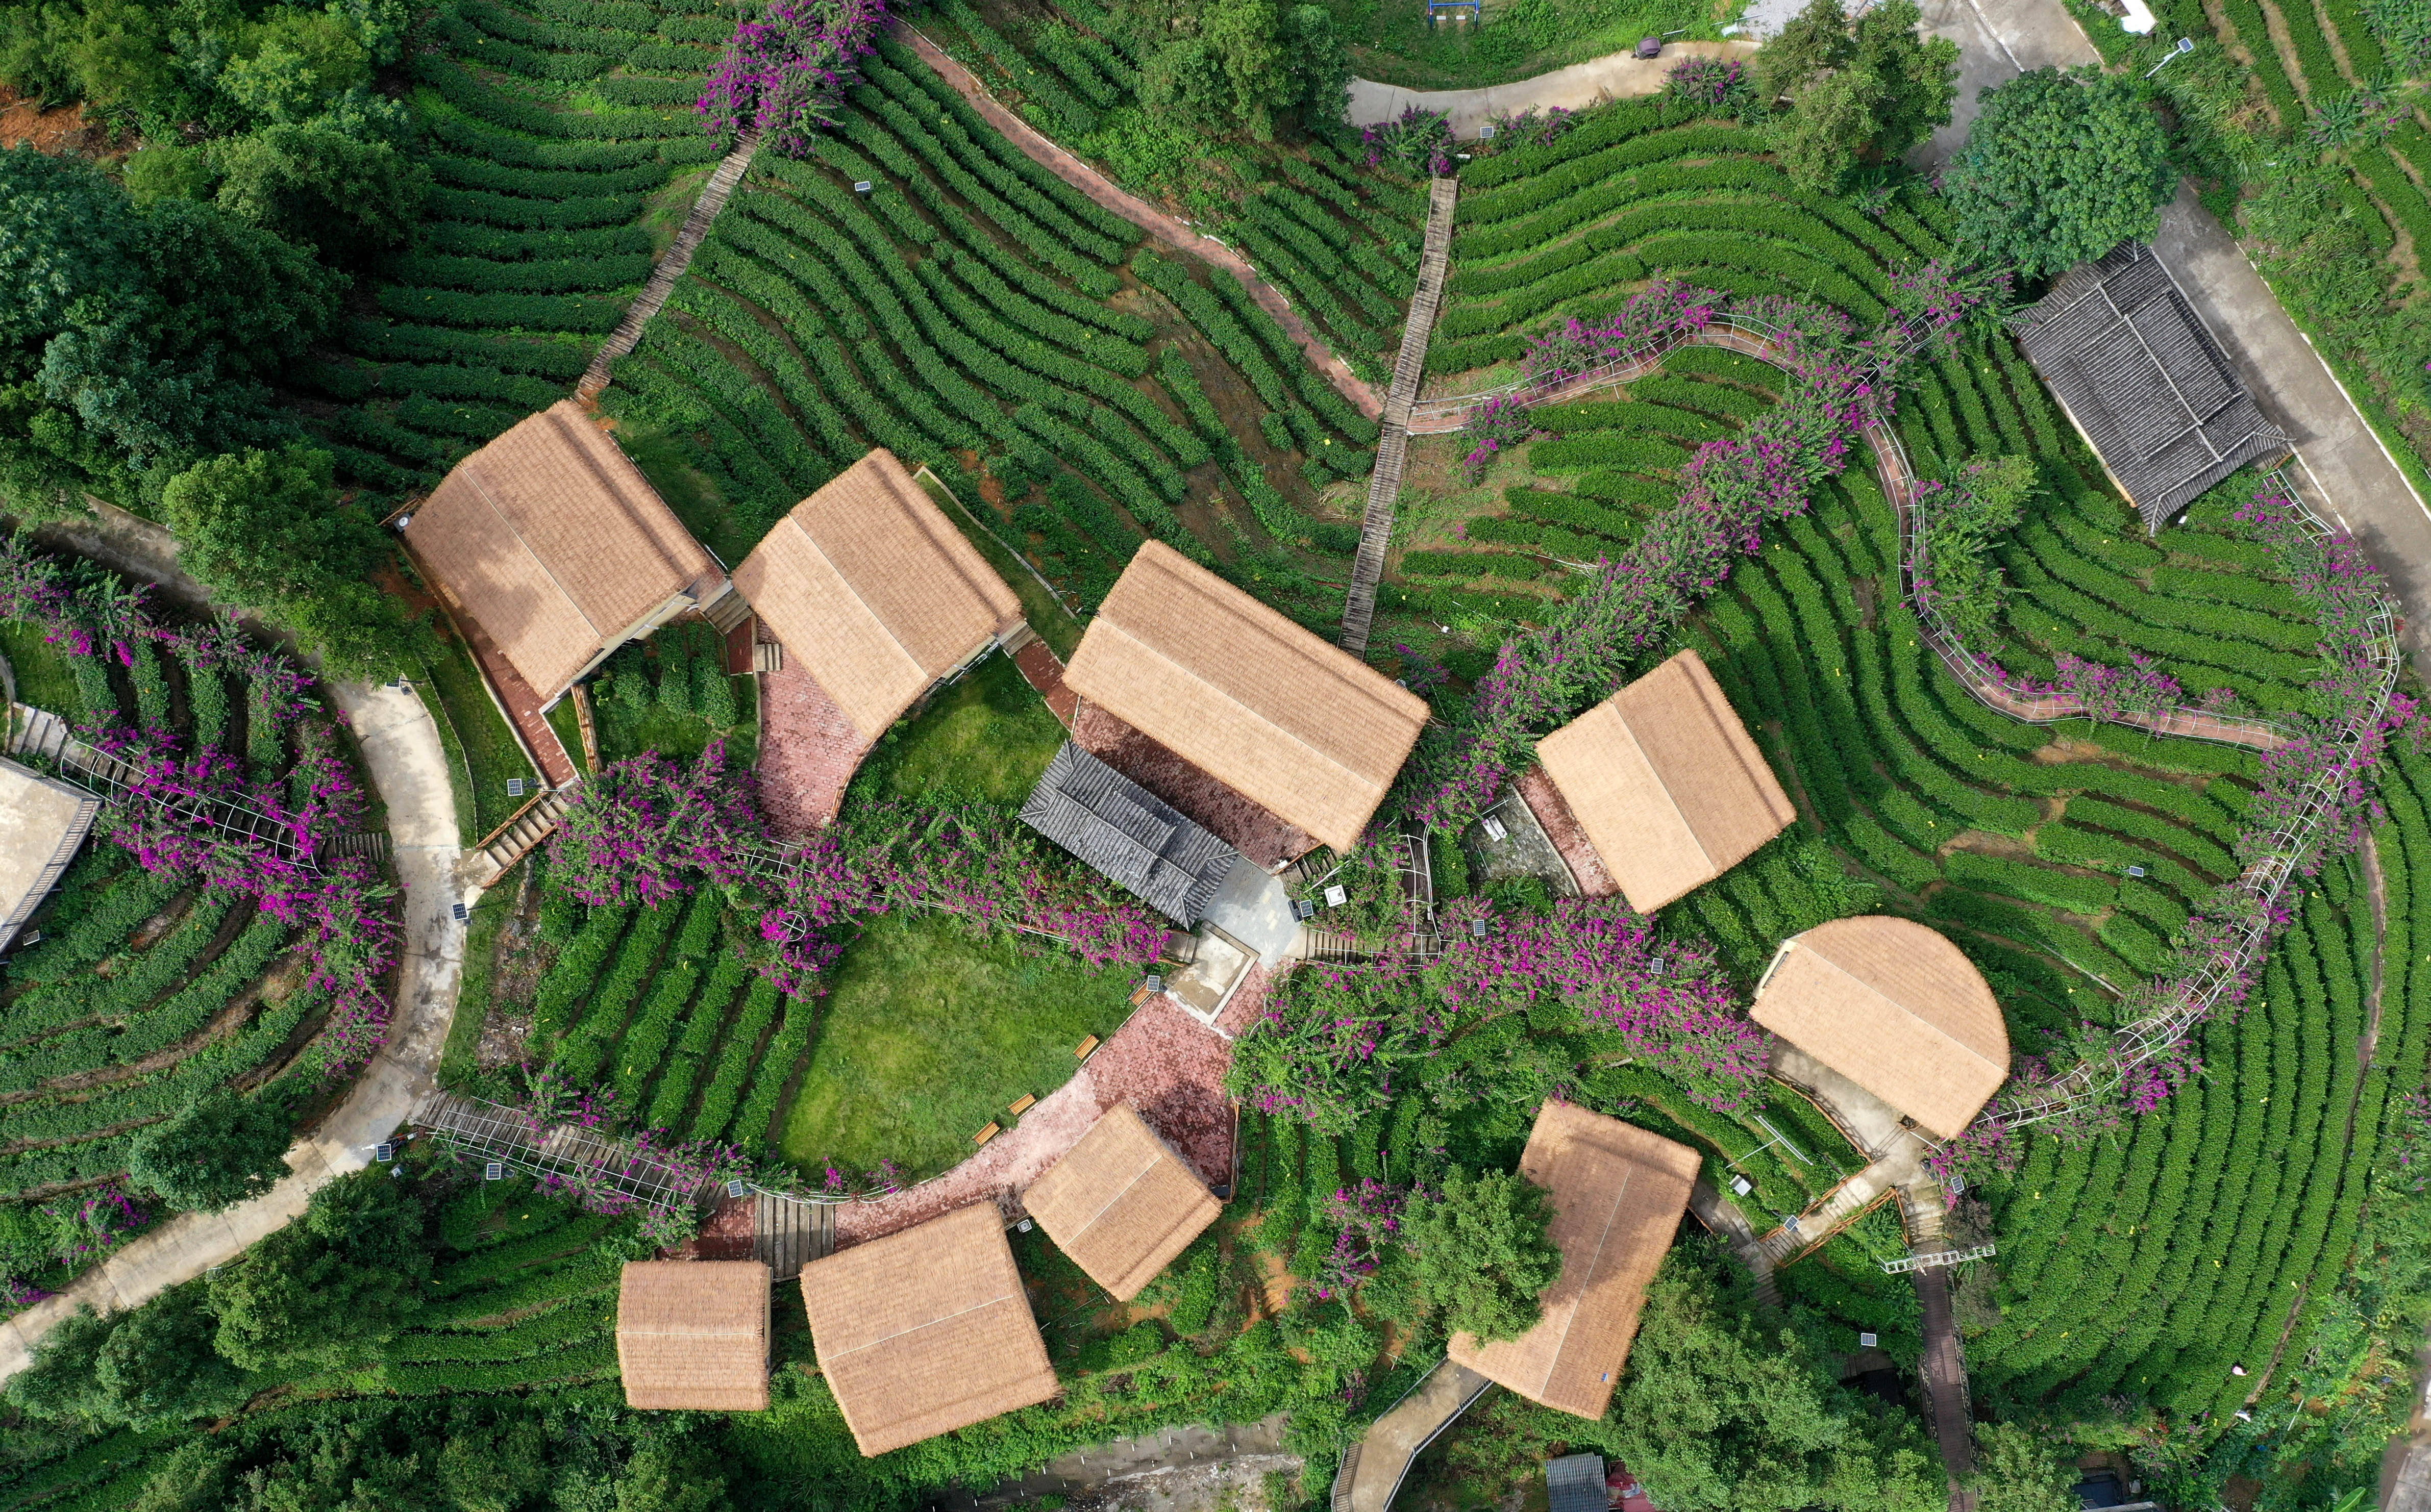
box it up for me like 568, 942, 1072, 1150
1340, 176, 1458, 657
578, 131, 762, 402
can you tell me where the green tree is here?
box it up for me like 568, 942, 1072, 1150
1965, 1423, 2080, 1512
160, 445, 431, 679
1608, 1245, 1944, 1512
217, 8, 371, 127
1759, 0, 1954, 190
4, 1288, 251, 1428
1945, 66, 2176, 278
207, 1168, 431, 1370
126, 1087, 292, 1212
205, 124, 429, 266
1403, 1166, 1560, 1343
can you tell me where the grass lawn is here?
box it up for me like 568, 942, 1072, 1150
777, 913, 1137, 1178
437, 884, 514, 1088
0, 621, 86, 718
850, 651, 1066, 807
545, 698, 591, 777
423, 629, 537, 840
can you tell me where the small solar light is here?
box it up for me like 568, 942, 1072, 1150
507, 777, 526, 798
1730, 1175, 1752, 1197
1859, 1331, 1878, 1348
1480, 815, 1508, 843
452, 903, 468, 922
485, 1161, 504, 1181
1323, 884, 1347, 908
854, 180, 874, 193
1145, 973, 1165, 994
2126, 864, 2147, 877
1293, 899, 1316, 921
1477, 123, 1496, 139
375, 1142, 393, 1163
1016, 1218, 1033, 1232
1950, 1173, 1967, 1195
727, 1179, 748, 1199
1470, 919, 1489, 939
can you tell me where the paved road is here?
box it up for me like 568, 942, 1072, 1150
0, 518, 468, 1381
1344, 41, 1758, 138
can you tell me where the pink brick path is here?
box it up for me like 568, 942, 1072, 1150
832, 990, 1245, 1248
755, 657, 873, 837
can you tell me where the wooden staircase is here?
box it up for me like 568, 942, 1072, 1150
701, 585, 754, 636
752, 1189, 837, 1280
1340, 175, 1459, 657
465, 784, 579, 888
577, 132, 761, 401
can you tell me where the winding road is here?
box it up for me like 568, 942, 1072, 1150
0, 514, 467, 1383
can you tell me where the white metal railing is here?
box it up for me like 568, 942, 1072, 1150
1881, 1242, 1998, 1275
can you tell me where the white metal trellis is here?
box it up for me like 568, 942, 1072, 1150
411, 1091, 714, 1210
5, 703, 316, 869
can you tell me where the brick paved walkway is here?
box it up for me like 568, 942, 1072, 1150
1013, 637, 1078, 728
1516, 766, 1616, 896
897, 24, 1383, 424
757, 657, 873, 836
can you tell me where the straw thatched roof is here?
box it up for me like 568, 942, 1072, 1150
616, 1260, 772, 1412
1062, 541, 1429, 853
2012, 241, 2290, 532
1534, 648, 1795, 913
1022, 1102, 1223, 1301
1448, 1102, 1699, 1420
801, 1202, 1057, 1455
0, 758, 97, 953
405, 402, 724, 702
1020, 743, 1240, 924
732, 450, 1025, 741
1750, 916, 2008, 1140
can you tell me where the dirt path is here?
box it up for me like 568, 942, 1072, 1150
895, 24, 1383, 424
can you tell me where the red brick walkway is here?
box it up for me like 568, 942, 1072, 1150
1517, 766, 1617, 897
897, 25, 1384, 425
1012, 636, 1078, 728
757, 657, 874, 836
1073, 701, 1312, 868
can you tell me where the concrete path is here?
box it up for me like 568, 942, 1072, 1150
1333, 1358, 1494, 1512
0, 681, 467, 1380
898, 25, 1382, 424
1345, 42, 1759, 139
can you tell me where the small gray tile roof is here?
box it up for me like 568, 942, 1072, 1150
2012, 241, 2290, 531
1545, 1453, 1608, 1512
1020, 742, 1239, 924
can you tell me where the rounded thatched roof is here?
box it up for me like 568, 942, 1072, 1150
1750, 916, 2008, 1139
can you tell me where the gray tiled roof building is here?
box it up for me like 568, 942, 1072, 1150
1020, 742, 1237, 924
2012, 241, 2290, 531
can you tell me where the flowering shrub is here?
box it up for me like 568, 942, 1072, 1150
698, 0, 887, 155
1517, 278, 1721, 389
2053, 651, 2183, 724
1664, 55, 1755, 118
1459, 393, 1537, 481
1884, 259, 2014, 358
1910, 454, 2034, 645
548, 742, 764, 907
1361, 107, 1453, 177
1481, 105, 1573, 149
1316, 1178, 1406, 1299
1228, 899, 1768, 1130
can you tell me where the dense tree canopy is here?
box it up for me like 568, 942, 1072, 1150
1944, 66, 2177, 278
126, 1087, 294, 1213
1130, 0, 1346, 140
1403, 1166, 1561, 1344
1757, 0, 1956, 190
1965, 1423, 2082, 1512
207, 1168, 430, 1370
5, 1286, 251, 1428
